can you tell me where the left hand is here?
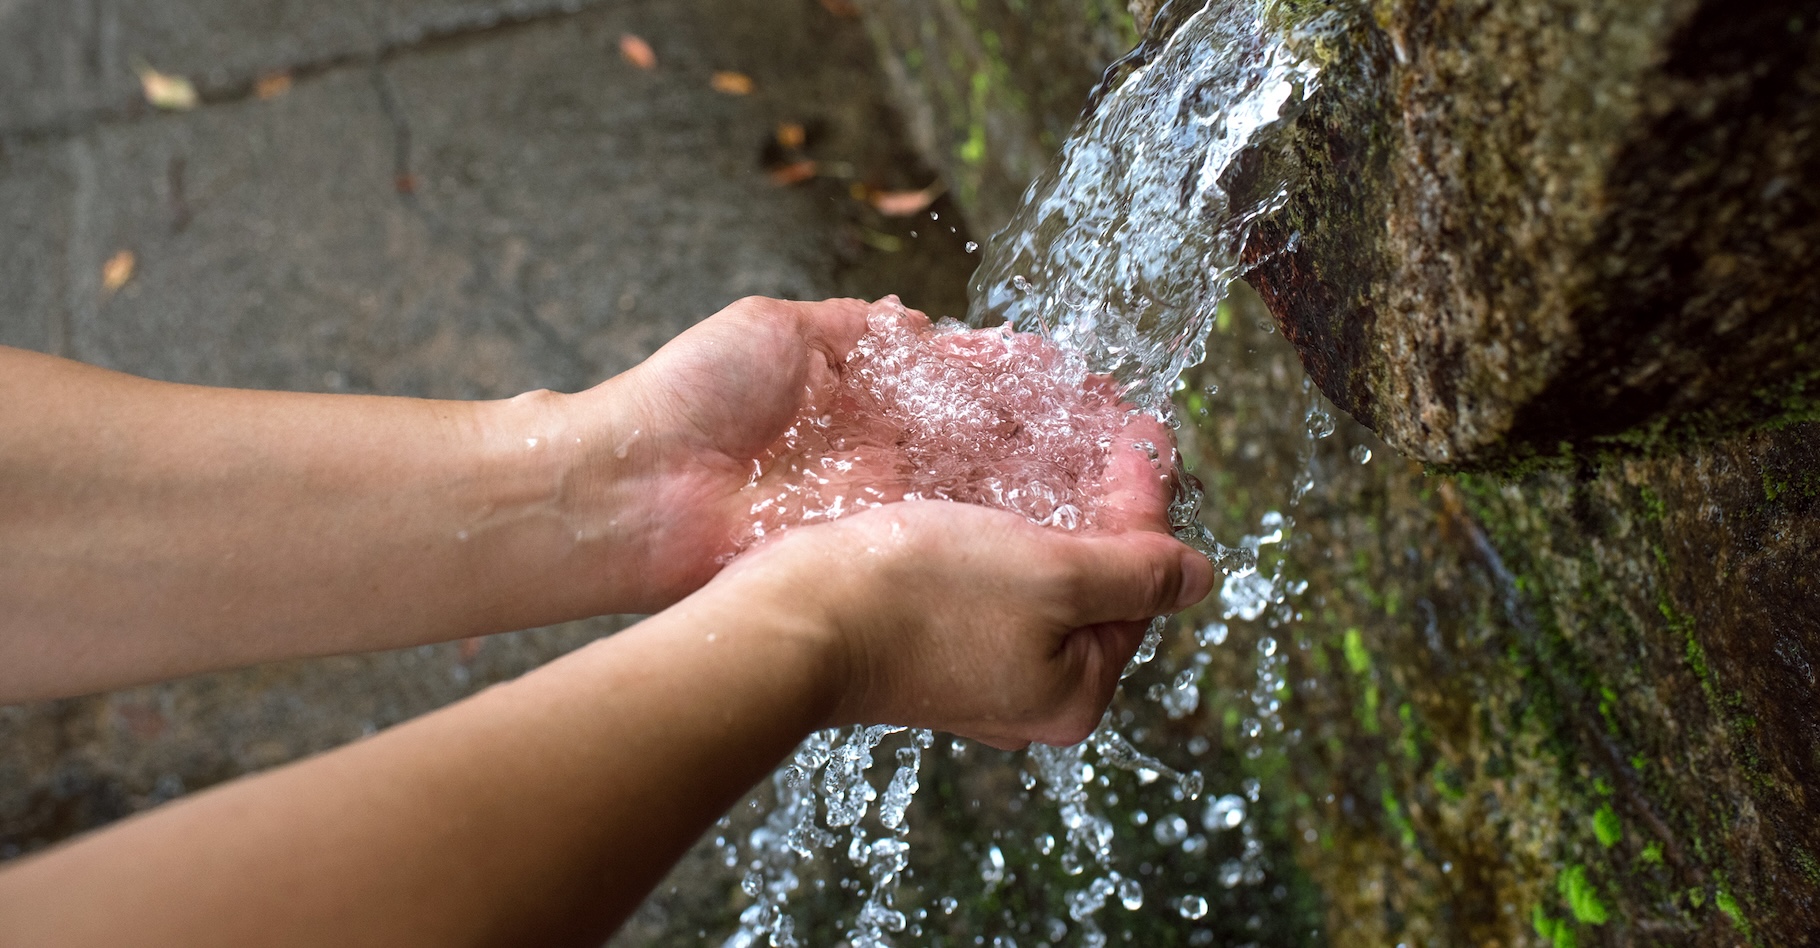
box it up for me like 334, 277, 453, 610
559, 297, 872, 611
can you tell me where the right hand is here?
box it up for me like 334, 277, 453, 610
707, 500, 1214, 750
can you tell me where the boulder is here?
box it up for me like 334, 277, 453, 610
1247, 0, 1820, 467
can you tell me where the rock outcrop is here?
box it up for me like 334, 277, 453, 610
854, 2, 1820, 944
1247, 0, 1820, 467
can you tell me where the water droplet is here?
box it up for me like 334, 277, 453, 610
1179, 894, 1209, 920
965, 240, 980, 253
1118, 878, 1144, 911
1204, 794, 1246, 830
1304, 405, 1335, 439
1350, 443, 1373, 464
1153, 814, 1190, 846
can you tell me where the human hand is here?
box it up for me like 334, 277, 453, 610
557, 297, 872, 611
707, 501, 1215, 749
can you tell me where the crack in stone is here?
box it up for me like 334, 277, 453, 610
0, 0, 607, 145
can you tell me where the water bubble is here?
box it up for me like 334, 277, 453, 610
1178, 895, 1209, 920
1218, 860, 1245, 888
1304, 405, 1335, 439
1350, 443, 1373, 464
965, 241, 980, 253
1118, 878, 1144, 911
1204, 794, 1246, 830
939, 897, 959, 915
1220, 570, 1274, 621
1154, 814, 1191, 847
981, 845, 1007, 885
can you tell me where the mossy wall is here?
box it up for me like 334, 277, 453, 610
851, 2, 1820, 944
852, 0, 1140, 234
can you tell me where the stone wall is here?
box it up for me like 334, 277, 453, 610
853, 1, 1820, 944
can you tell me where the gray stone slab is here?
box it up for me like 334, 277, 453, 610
0, 142, 69, 352
5, 1, 967, 395
0, 0, 620, 131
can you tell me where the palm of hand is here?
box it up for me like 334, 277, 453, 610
603, 298, 872, 605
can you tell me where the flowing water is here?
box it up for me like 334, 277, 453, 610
720, 2, 1343, 945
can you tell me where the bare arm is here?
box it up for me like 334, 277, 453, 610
0, 297, 872, 702
0, 502, 1211, 948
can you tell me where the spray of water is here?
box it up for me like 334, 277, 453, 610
968, 0, 1326, 412
722, 2, 1335, 944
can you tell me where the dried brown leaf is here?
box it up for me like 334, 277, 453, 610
619, 34, 657, 70
775, 122, 807, 150
137, 66, 198, 111
254, 71, 293, 100
819, 0, 860, 18
768, 160, 819, 186
710, 71, 755, 95
869, 182, 946, 216
102, 250, 136, 293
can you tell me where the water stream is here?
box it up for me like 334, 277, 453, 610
721, 2, 1342, 945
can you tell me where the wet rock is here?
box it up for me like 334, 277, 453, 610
851, 3, 1820, 939
851, 0, 1138, 233
1245, 0, 1820, 467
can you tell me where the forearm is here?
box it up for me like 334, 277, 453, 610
0, 579, 837, 947
0, 346, 648, 701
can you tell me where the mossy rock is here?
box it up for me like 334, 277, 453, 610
1246, 0, 1820, 468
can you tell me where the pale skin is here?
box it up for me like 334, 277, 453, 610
0, 297, 1213, 947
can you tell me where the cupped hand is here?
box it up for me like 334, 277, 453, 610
562, 297, 872, 611
709, 501, 1216, 749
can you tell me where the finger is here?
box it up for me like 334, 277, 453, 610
1095, 413, 1179, 534
1063, 531, 1215, 625
786, 298, 871, 366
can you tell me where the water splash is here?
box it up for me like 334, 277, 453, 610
721, 1, 1337, 943
739, 297, 1142, 547
968, 0, 1326, 410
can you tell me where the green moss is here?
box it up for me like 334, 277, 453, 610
1592, 804, 1622, 848
1715, 885, 1751, 936
1532, 907, 1578, 948
1639, 841, 1664, 866
1557, 865, 1609, 925
1638, 485, 1666, 521
1342, 627, 1371, 675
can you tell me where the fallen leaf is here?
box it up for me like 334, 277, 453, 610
137, 65, 199, 111
869, 182, 946, 216
820, 0, 860, 17
711, 71, 755, 95
102, 250, 136, 293
860, 230, 904, 253
775, 122, 807, 150
619, 34, 657, 70
768, 160, 819, 186
254, 71, 292, 100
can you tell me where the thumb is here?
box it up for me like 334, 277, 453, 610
1063, 532, 1215, 625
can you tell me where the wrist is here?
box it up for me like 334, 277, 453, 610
692, 555, 856, 731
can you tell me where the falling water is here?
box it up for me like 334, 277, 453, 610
721, 1, 1339, 945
